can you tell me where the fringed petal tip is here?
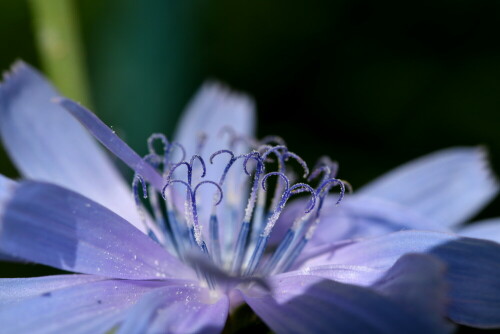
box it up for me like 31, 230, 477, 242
199, 80, 256, 111
475, 145, 499, 189
1, 60, 28, 81
359, 146, 500, 227
0, 61, 49, 98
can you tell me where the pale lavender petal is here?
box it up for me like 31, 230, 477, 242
371, 254, 449, 332
278, 255, 449, 329
117, 283, 228, 334
456, 218, 500, 243
0, 181, 192, 280
304, 230, 456, 268
0, 174, 19, 262
280, 263, 385, 287
271, 195, 445, 247
429, 237, 500, 328
0, 174, 15, 215
358, 147, 499, 227
56, 97, 164, 191
0, 279, 167, 334
305, 231, 500, 328
0, 62, 144, 230
0, 275, 104, 306
174, 81, 256, 159
173, 82, 256, 230
242, 266, 452, 334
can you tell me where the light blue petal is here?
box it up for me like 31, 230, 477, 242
371, 254, 449, 332
304, 231, 454, 268
429, 237, 500, 328
456, 218, 500, 243
57, 97, 164, 192
358, 147, 499, 226
117, 283, 228, 334
0, 181, 192, 280
243, 259, 452, 334
0, 279, 167, 334
0, 174, 22, 262
280, 263, 385, 287
305, 231, 500, 328
271, 195, 446, 247
174, 81, 256, 159
0, 275, 104, 306
0, 62, 144, 231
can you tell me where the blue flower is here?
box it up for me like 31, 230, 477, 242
0, 61, 498, 333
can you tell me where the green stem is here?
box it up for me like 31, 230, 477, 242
29, 0, 91, 106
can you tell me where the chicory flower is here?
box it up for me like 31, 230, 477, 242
0, 62, 498, 333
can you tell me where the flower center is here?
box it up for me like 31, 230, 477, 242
133, 132, 346, 286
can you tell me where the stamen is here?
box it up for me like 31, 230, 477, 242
132, 174, 160, 243
244, 180, 316, 276
163, 180, 204, 264
162, 184, 188, 259
147, 133, 169, 166
283, 151, 310, 178
308, 165, 332, 183
317, 178, 346, 205
137, 151, 182, 254
133, 174, 148, 202
261, 145, 288, 162
231, 152, 264, 274
190, 154, 207, 181
193, 180, 224, 207
147, 133, 169, 153
191, 180, 223, 256
166, 155, 206, 187
167, 162, 192, 183
167, 142, 187, 168
251, 149, 286, 248
242, 153, 265, 223
209, 150, 236, 185
130, 132, 348, 285
317, 156, 339, 177
261, 172, 290, 193
278, 178, 347, 273
208, 150, 238, 266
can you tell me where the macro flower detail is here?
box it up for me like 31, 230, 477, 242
0, 62, 500, 333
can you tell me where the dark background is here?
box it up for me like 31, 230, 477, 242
0, 1, 499, 332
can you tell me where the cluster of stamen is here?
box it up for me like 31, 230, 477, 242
132, 131, 347, 288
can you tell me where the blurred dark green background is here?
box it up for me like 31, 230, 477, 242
0, 1, 499, 331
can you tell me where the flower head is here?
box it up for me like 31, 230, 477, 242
0, 62, 500, 333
